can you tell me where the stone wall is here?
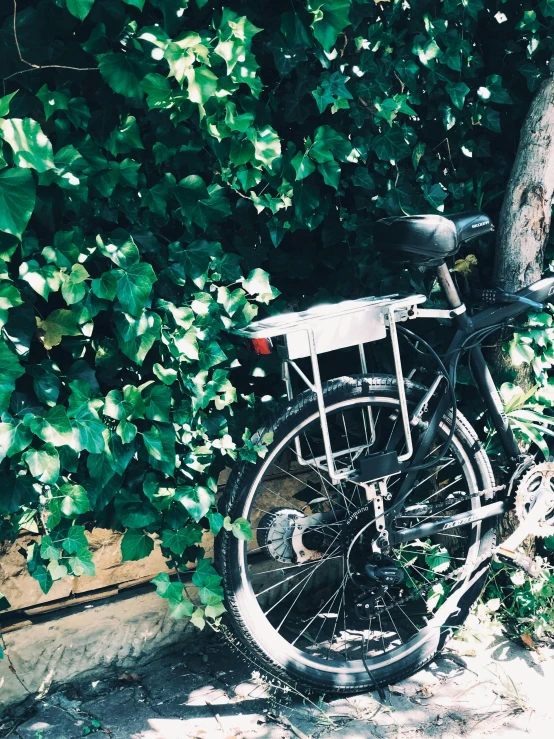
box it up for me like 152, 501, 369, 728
0, 586, 199, 709
0, 468, 306, 710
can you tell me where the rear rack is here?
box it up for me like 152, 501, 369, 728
232, 293, 431, 483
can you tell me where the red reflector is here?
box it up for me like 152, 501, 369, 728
250, 338, 272, 355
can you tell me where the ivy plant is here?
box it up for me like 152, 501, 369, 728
0, 0, 553, 631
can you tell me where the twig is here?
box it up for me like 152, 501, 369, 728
4, 0, 97, 82
277, 714, 312, 739
0, 634, 31, 695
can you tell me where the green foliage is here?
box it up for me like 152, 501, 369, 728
0, 0, 552, 630
484, 560, 554, 642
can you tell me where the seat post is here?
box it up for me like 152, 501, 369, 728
436, 262, 463, 310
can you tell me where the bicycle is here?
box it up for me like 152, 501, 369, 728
216, 210, 554, 694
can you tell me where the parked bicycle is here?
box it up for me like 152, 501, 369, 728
216, 211, 554, 694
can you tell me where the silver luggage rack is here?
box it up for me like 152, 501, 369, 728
233, 293, 436, 483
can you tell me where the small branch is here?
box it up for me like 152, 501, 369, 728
4, 0, 98, 82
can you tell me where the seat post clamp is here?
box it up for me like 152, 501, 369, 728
450, 304, 467, 316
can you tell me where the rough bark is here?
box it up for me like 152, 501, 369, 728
494, 61, 554, 292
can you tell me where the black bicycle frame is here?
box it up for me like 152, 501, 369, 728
387, 267, 554, 547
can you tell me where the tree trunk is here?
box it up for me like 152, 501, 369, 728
494, 62, 554, 292
492, 65, 554, 552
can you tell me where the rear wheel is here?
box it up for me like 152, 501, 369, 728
217, 374, 496, 694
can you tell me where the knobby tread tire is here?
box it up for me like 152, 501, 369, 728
216, 374, 496, 695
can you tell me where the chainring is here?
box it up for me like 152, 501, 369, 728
514, 461, 554, 538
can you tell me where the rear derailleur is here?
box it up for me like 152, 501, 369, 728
352, 553, 405, 619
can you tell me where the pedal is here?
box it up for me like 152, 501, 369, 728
495, 548, 543, 578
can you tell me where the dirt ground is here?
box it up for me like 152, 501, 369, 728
1, 626, 553, 739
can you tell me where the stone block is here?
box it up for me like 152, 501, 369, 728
0, 589, 197, 710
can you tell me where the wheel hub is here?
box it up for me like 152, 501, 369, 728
258, 508, 302, 563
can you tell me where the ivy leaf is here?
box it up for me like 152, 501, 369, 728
99, 53, 144, 99
0, 474, 37, 514
247, 127, 282, 170
66, 0, 95, 21
142, 423, 175, 476
113, 310, 161, 366
423, 183, 447, 210
231, 517, 253, 541
70, 408, 107, 454
308, 0, 352, 51
96, 232, 140, 269
37, 309, 81, 350
312, 71, 352, 113
0, 91, 17, 118
153, 364, 177, 385
372, 128, 411, 162
242, 269, 280, 304
0, 168, 36, 239
0, 419, 32, 462
318, 160, 341, 190
144, 384, 171, 422
175, 485, 214, 522
32, 565, 53, 594
115, 262, 157, 317
311, 126, 352, 163
197, 574, 224, 606
61, 525, 89, 555
19, 261, 62, 300
0, 339, 25, 412
291, 151, 316, 181
480, 75, 512, 105
425, 545, 450, 573
30, 406, 74, 446
198, 341, 227, 370
206, 510, 225, 535
91, 271, 118, 301
121, 529, 154, 561
59, 483, 91, 517
49, 559, 69, 580
61, 263, 89, 305
0, 119, 54, 172
40, 535, 60, 560
36, 85, 69, 120
69, 548, 96, 576
162, 525, 202, 556
24, 444, 60, 484
185, 66, 219, 105
446, 81, 470, 110
115, 490, 158, 528
117, 420, 137, 443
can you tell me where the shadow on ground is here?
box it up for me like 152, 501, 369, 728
1, 631, 553, 739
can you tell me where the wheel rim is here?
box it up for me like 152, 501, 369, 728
232, 395, 485, 679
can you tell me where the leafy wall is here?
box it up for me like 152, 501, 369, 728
0, 0, 553, 632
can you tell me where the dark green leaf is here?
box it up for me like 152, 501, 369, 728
121, 529, 154, 561
66, 0, 95, 20
0, 169, 36, 239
